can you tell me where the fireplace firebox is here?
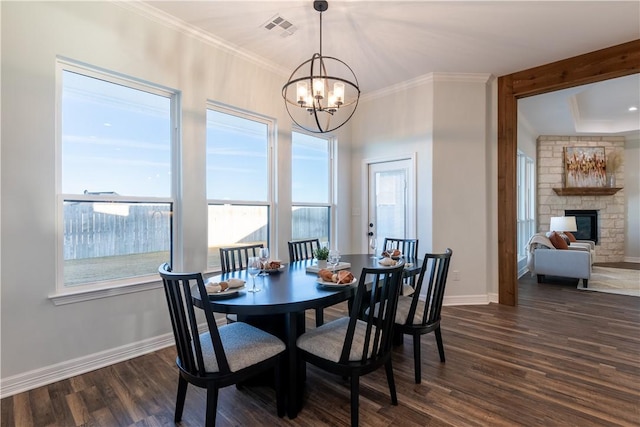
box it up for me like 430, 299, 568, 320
565, 210, 598, 244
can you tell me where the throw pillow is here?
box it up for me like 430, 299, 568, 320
558, 232, 571, 245
565, 231, 577, 242
548, 232, 568, 250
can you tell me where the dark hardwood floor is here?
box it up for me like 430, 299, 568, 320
3, 271, 639, 426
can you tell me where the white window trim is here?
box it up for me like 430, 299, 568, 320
52, 58, 179, 303
291, 131, 335, 244
205, 101, 276, 270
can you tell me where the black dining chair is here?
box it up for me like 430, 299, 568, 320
296, 262, 406, 427
383, 237, 419, 292
382, 237, 419, 259
219, 243, 264, 272
288, 238, 321, 262
288, 238, 325, 326
158, 263, 285, 427
219, 244, 264, 324
393, 249, 452, 384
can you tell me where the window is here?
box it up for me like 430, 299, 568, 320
291, 132, 332, 242
206, 104, 273, 271
58, 61, 176, 290
517, 150, 536, 270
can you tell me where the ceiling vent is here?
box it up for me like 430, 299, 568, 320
262, 14, 297, 37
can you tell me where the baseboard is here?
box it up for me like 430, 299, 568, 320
624, 256, 640, 263
0, 314, 229, 399
0, 333, 177, 399
443, 294, 496, 305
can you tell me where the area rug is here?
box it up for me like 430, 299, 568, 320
577, 266, 640, 297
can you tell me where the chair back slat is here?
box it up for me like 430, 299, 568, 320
406, 249, 452, 327
382, 238, 419, 259
219, 244, 264, 272
288, 239, 320, 262
339, 262, 405, 364
158, 263, 232, 375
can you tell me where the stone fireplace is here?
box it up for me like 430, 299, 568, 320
537, 136, 625, 262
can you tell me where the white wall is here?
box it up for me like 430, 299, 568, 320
431, 76, 496, 299
625, 136, 640, 262
351, 74, 497, 302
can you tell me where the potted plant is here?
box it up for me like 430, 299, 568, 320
314, 246, 329, 268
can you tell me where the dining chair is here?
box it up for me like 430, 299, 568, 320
393, 249, 452, 384
158, 263, 285, 427
296, 262, 406, 427
287, 238, 321, 262
219, 244, 264, 324
288, 238, 325, 326
382, 237, 419, 292
382, 237, 419, 258
219, 243, 264, 272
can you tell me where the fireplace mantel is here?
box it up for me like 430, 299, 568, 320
553, 187, 623, 196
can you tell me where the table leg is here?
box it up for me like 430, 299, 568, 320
286, 312, 300, 418
286, 311, 308, 418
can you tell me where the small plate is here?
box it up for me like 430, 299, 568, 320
380, 254, 402, 260
207, 288, 242, 299
316, 278, 358, 288
263, 265, 286, 273
205, 278, 246, 289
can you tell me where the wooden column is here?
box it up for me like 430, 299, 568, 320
497, 39, 640, 306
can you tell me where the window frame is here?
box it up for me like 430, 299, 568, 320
291, 130, 335, 243
517, 150, 536, 266
52, 58, 179, 304
205, 101, 276, 273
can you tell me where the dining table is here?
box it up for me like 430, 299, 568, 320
192, 253, 422, 419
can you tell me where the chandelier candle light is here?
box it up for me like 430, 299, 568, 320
282, 0, 360, 133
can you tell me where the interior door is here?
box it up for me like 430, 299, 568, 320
367, 159, 415, 254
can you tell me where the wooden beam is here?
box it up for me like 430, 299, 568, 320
511, 39, 640, 98
497, 39, 640, 306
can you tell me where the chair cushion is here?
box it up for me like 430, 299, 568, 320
367, 296, 424, 325
394, 295, 426, 324
402, 283, 415, 296
549, 232, 568, 249
199, 322, 285, 373
297, 317, 374, 362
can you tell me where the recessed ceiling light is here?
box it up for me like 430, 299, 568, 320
629, 106, 638, 111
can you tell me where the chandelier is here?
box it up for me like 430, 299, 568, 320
282, 0, 360, 133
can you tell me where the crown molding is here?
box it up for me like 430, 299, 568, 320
432, 72, 494, 84
114, 0, 289, 78
362, 72, 494, 102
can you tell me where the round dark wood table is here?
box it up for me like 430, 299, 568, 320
192, 254, 421, 418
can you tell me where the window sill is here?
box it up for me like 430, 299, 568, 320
49, 280, 162, 306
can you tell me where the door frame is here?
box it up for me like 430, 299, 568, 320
361, 154, 417, 252
497, 39, 640, 306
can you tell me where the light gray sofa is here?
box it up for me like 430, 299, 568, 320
527, 233, 593, 287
